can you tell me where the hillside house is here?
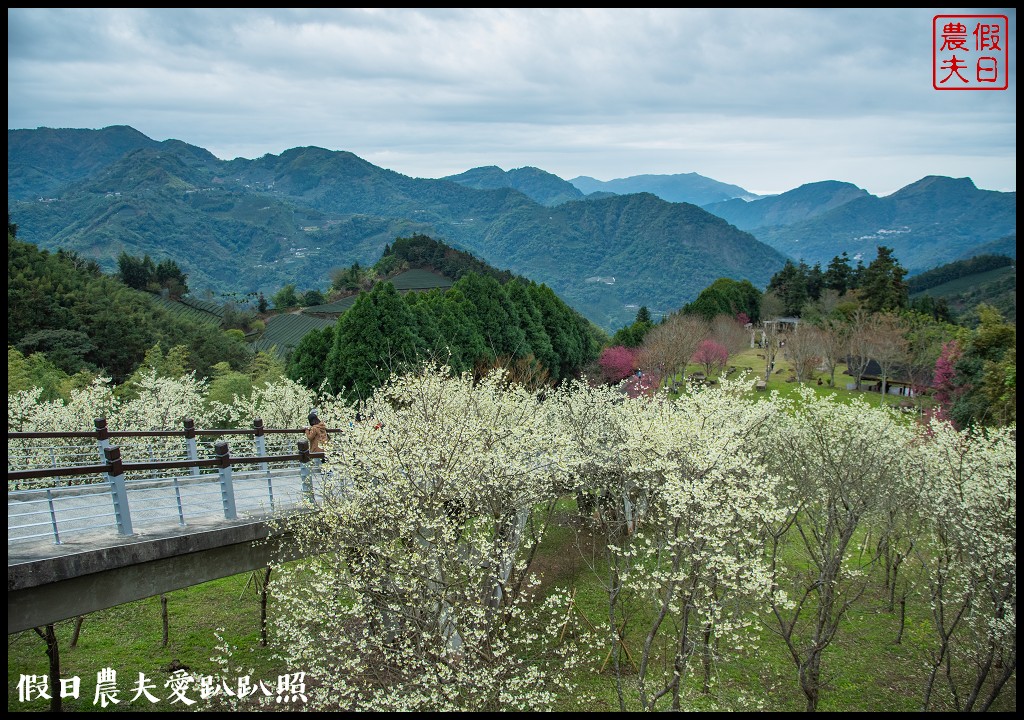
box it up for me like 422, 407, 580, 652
844, 359, 931, 397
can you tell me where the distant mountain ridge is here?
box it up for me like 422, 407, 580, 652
9, 127, 1013, 329
750, 176, 1015, 273
8, 125, 162, 200
443, 165, 585, 206
701, 180, 871, 232
8, 126, 789, 332
569, 172, 762, 205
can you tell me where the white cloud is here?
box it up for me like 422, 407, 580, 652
7, 7, 1016, 196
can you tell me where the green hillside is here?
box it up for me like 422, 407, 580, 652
9, 126, 789, 333
151, 296, 223, 326
389, 268, 453, 291
910, 265, 1016, 322
7, 234, 252, 383
252, 313, 336, 356
755, 176, 1016, 274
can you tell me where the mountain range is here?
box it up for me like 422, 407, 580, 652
8, 126, 1015, 331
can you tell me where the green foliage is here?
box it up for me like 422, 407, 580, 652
327, 283, 423, 401
8, 235, 251, 384
271, 283, 298, 310
907, 253, 1013, 293
529, 281, 600, 379
220, 302, 257, 332
859, 246, 909, 313
286, 260, 598, 395
767, 261, 810, 316
684, 278, 762, 322
824, 252, 855, 295
205, 362, 256, 406
117, 252, 188, 297
505, 279, 557, 376
285, 324, 335, 391
911, 265, 1016, 324
7, 345, 86, 401
387, 234, 515, 284
117, 251, 156, 290
948, 304, 1017, 429
300, 289, 325, 307
406, 288, 487, 375
330, 262, 370, 294
907, 294, 953, 323
116, 343, 192, 401
15, 328, 95, 375
611, 306, 656, 348
450, 273, 528, 362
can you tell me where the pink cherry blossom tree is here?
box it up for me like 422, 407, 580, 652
692, 339, 729, 377
598, 345, 639, 384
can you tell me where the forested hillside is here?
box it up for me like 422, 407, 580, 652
285, 234, 604, 399
753, 176, 1016, 273
9, 126, 788, 332
7, 227, 253, 388
909, 256, 1016, 324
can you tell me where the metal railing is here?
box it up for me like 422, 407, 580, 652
8, 417, 337, 549
8, 417, 338, 488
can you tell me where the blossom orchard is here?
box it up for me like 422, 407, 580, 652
267, 364, 599, 711
7, 364, 1015, 710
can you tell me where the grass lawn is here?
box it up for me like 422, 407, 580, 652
684, 346, 933, 413
8, 573, 289, 712
9, 500, 1013, 713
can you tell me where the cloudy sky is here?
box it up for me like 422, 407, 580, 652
8, 8, 1016, 197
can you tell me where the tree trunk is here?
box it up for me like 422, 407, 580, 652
33, 624, 61, 713
800, 652, 822, 712
160, 594, 169, 648
70, 616, 84, 648
702, 623, 713, 694
260, 566, 272, 646
895, 597, 907, 645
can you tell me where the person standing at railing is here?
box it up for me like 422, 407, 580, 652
305, 411, 329, 454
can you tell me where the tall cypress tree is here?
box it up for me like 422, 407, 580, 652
451, 273, 528, 363
286, 325, 335, 392
529, 281, 593, 380
823, 252, 855, 295
327, 283, 422, 401
859, 246, 909, 313
504, 279, 556, 376
413, 288, 488, 374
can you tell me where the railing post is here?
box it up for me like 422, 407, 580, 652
298, 439, 313, 503
95, 417, 110, 464
49, 447, 62, 487
254, 418, 274, 511
172, 476, 186, 526
184, 418, 200, 477
215, 441, 237, 520
104, 446, 134, 536
46, 488, 62, 545
254, 417, 267, 461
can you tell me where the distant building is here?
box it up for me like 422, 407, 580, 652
761, 317, 800, 333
